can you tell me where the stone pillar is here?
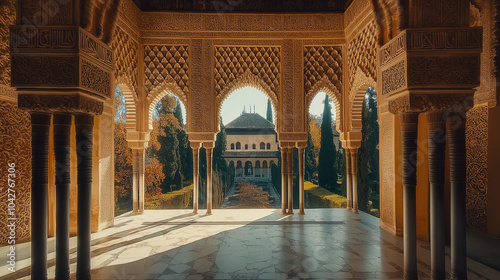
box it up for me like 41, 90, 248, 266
131, 148, 146, 213
31, 112, 51, 280
427, 111, 446, 280
345, 149, 352, 211
351, 149, 359, 214
298, 144, 306, 215
132, 149, 139, 213
287, 147, 294, 214
75, 114, 93, 280
204, 142, 214, 215
281, 147, 287, 214
191, 142, 201, 214
53, 114, 72, 280
401, 112, 419, 280
447, 111, 468, 280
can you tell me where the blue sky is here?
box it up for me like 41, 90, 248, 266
220, 86, 335, 125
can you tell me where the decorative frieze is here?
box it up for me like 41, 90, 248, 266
380, 28, 482, 67
17, 94, 103, 115
11, 56, 80, 86
10, 27, 113, 69
407, 56, 480, 87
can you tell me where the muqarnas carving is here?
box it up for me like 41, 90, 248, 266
144, 45, 189, 102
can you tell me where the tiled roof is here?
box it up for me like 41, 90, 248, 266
226, 113, 275, 129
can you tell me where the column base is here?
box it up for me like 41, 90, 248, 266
352, 203, 359, 214
298, 210, 305, 215
281, 210, 287, 215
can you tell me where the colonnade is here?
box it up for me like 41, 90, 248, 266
30, 113, 94, 280
278, 143, 306, 215
400, 111, 468, 280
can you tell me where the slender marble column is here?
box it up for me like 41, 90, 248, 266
345, 149, 352, 211
53, 114, 72, 280
447, 111, 468, 280
132, 149, 139, 213
281, 147, 287, 214
31, 112, 51, 280
287, 147, 294, 214
427, 111, 446, 280
137, 149, 145, 213
351, 150, 359, 214
191, 142, 201, 214
75, 114, 93, 280
204, 143, 214, 215
298, 145, 305, 215
401, 112, 419, 280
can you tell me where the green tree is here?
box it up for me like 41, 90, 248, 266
318, 95, 338, 193
305, 127, 316, 182
266, 99, 273, 123
357, 87, 379, 212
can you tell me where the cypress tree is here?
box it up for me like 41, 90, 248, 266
318, 95, 338, 193
266, 99, 273, 123
357, 87, 379, 212
305, 129, 316, 182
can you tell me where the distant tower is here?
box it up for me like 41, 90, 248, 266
242, 105, 246, 115
266, 100, 273, 123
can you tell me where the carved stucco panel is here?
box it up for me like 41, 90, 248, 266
110, 26, 138, 94
144, 45, 189, 104
214, 46, 280, 103
379, 113, 395, 229
466, 105, 488, 233
347, 20, 378, 90
282, 40, 294, 133
0, 101, 31, 245
189, 39, 203, 132
0, 0, 16, 86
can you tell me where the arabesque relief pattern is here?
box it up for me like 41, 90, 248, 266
347, 21, 377, 89
0, 101, 31, 244
144, 45, 189, 104
466, 105, 488, 233
0, 0, 16, 86
379, 113, 395, 229
110, 26, 138, 92
214, 46, 280, 104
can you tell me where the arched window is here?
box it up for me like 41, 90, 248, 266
252, 144, 256, 149
245, 144, 248, 150
266, 143, 271, 149
260, 142, 265, 149
236, 142, 241, 150
230, 143, 235, 150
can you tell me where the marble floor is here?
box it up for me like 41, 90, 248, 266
1, 209, 499, 280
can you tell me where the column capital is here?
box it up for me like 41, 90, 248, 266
296, 141, 307, 150
202, 141, 215, 149
190, 141, 202, 150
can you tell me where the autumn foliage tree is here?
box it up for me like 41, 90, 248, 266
114, 88, 133, 214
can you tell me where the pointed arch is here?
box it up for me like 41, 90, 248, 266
216, 70, 279, 129
116, 82, 138, 131
349, 68, 377, 132
305, 76, 342, 132
146, 80, 188, 131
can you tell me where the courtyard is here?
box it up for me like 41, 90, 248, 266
1, 209, 499, 280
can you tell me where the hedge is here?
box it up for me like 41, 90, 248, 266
304, 181, 347, 208
147, 184, 193, 209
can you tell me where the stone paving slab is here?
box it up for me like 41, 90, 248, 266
1, 209, 499, 279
